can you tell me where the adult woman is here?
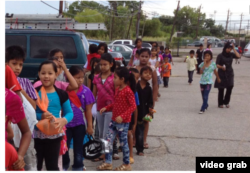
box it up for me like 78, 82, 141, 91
214, 42, 240, 108
128, 38, 142, 67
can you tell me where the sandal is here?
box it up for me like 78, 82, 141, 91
218, 105, 224, 108
114, 164, 132, 171
226, 105, 230, 108
96, 163, 113, 170
144, 143, 149, 149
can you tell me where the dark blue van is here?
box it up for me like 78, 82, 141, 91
5, 29, 87, 81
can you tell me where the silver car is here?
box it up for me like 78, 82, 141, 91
243, 43, 250, 58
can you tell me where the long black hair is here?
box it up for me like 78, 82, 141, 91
139, 48, 151, 56
100, 53, 116, 72
115, 67, 136, 93
98, 43, 108, 53
69, 65, 84, 76
38, 60, 57, 73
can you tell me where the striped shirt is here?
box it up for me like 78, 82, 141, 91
17, 77, 37, 100
93, 73, 115, 111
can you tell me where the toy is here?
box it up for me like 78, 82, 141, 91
143, 109, 156, 122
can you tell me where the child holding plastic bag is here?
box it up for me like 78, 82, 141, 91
97, 67, 136, 171
63, 66, 95, 171
34, 60, 73, 171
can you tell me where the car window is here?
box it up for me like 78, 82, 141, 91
124, 41, 130, 45
113, 46, 124, 52
6, 35, 27, 54
246, 43, 250, 49
30, 36, 77, 59
114, 41, 122, 44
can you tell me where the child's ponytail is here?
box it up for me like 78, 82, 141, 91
115, 67, 136, 93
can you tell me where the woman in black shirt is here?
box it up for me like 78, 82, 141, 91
214, 42, 240, 108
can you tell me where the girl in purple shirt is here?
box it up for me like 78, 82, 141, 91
63, 66, 95, 171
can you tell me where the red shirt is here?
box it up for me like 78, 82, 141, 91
87, 53, 101, 71
5, 141, 24, 171
5, 65, 22, 92
105, 86, 136, 123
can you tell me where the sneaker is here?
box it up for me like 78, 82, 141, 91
205, 105, 209, 111
113, 153, 120, 160
199, 110, 204, 114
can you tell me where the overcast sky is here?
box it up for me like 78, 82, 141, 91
5, 0, 250, 29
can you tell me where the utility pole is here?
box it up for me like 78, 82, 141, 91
136, 0, 142, 38
127, 12, 133, 39
109, 9, 112, 41
59, 1, 63, 16
141, 15, 147, 38
169, 0, 180, 42
110, 2, 116, 41
238, 13, 243, 45
195, 5, 202, 39
225, 9, 230, 37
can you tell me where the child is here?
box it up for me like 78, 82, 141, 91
162, 57, 172, 88
6, 45, 37, 109
92, 53, 116, 161
159, 46, 164, 55
5, 45, 37, 170
88, 58, 101, 92
98, 43, 108, 56
84, 44, 101, 86
199, 51, 221, 114
128, 68, 140, 163
184, 50, 198, 85
136, 66, 153, 156
149, 47, 162, 98
97, 67, 136, 171
34, 60, 73, 171
33, 57, 78, 91
49, 49, 67, 82
205, 43, 212, 52
128, 38, 143, 67
63, 66, 95, 171
5, 88, 32, 170
135, 48, 158, 149
163, 47, 174, 65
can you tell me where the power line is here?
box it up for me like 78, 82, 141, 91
40, 0, 59, 11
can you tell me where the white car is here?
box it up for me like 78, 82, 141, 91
110, 39, 133, 45
243, 42, 250, 58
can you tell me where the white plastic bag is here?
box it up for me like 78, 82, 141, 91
91, 103, 97, 119
12, 93, 38, 147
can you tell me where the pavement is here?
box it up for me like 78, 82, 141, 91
66, 56, 250, 171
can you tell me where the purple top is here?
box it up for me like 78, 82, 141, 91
17, 77, 37, 100
162, 53, 172, 61
66, 85, 95, 128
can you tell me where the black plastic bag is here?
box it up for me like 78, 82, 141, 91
82, 135, 105, 160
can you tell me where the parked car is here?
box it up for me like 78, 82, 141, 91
124, 44, 135, 49
110, 39, 133, 45
187, 41, 203, 47
76, 32, 89, 55
6, 29, 87, 82
243, 42, 250, 58
108, 44, 133, 66
109, 52, 125, 67
88, 39, 104, 46
142, 42, 152, 50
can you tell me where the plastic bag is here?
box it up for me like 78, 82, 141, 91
82, 135, 105, 160
91, 103, 97, 119
12, 93, 38, 147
